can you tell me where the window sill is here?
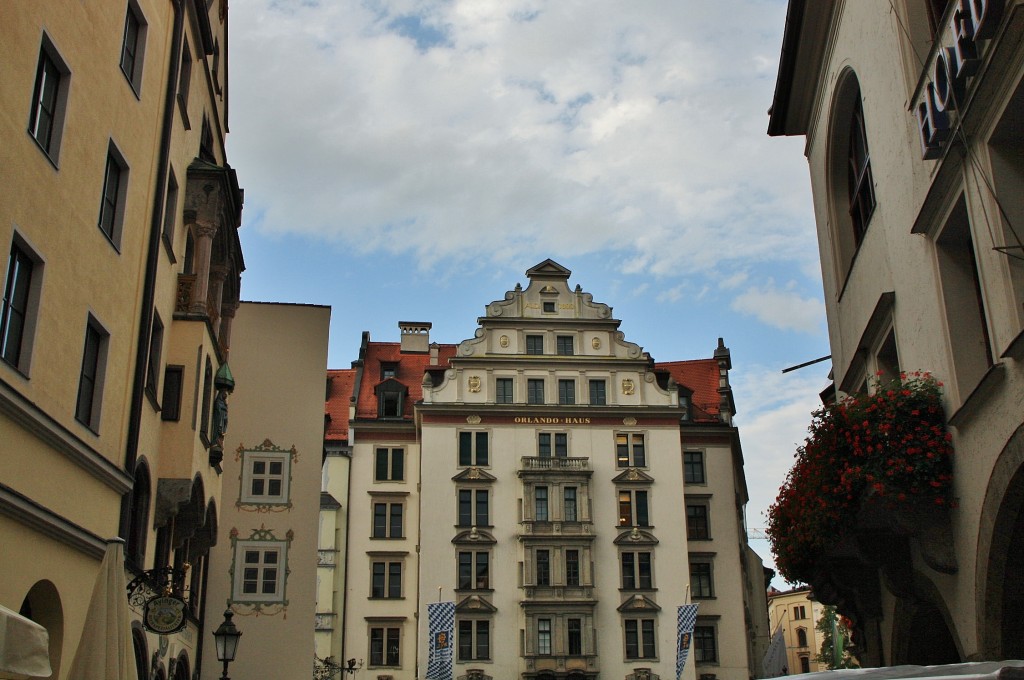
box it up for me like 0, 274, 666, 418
948, 362, 1005, 429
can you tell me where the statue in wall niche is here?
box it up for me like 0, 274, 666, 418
212, 389, 229, 448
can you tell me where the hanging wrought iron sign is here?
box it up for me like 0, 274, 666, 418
144, 596, 188, 635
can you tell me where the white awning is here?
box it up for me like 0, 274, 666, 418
0, 603, 51, 680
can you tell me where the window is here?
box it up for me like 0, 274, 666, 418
458, 489, 489, 527
162, 170, 178, 255
369, 626, 400, 666
200, 358, 213, 440
75, 317, 108, 431
1, 241, 41, 373
145, 313, 163, 402
537, 619, 552, 655
199, 115, 215, 162
370, 561, 402, 598
458, 551, 489, 590
565, 550, 580, 586
120, 2, 147, 91
98, 143, 129, 245
687, 503, 709, 540
625, 619, 656, 659
543, 301, 556, 313
691, 561, 714, 599
458, 431, 489, 466
937, 196, 993, 398
380, 362, 397, 380
694, 625, 717, 662
567, 618, 583, 655
28, 37, 69, 159
558, 379, 576, 404
618, 490, 649, 527
794, 605, 807, 620
589, 379, 606, 405
233, 542, 286, 602
563, 486, 578, 522
244, 455, 288, 503
535, 549, 550, 585
526, 334, 544, 354
797, 628, 808, 647
496, 377, 513, 403
556, 336, 574, 355
377, 383, 404, 418
375, 447, 404, 481
535, 486, 549, 522
160, 365, 183, 421
848, 90, 875, 247
538, 432, 567, 457
177, 41, 192, 123
372, 502, 403, 538
458, 620, 490, 661
616, 433, 646, 467
678, 390, 691, 420
684, 451, 705, 484
126, 461, 151, 567
621, 551, 653, 589
527, 378, 545, 404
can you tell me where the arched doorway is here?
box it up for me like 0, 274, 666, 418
901, 600, 960, 664
19, 580, 64, 678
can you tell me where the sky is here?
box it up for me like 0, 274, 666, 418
226, 0, 829, 585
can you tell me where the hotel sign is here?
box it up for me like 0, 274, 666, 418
913, 0, 1003, 159
513, 416, 592, 425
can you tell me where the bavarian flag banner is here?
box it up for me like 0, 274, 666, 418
426, 601, 455, 679
676, 603, 699, 679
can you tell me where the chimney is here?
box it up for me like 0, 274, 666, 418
429, 342, 439, 366
399, 321, 432, 353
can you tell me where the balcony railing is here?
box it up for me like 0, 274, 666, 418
520, 456, 590, 472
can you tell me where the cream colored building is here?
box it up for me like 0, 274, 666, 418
1, 1, 243, 677
326, 261, 770, 680
767, 587, 825, 675
769, 0, 1024, 666
201, 302, 331, 680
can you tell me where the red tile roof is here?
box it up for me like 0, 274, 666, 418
325, 369, 356, 442
353, 343, 458, 420
655, 359, 722, 422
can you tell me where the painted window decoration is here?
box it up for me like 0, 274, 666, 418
229, 526, 292, 615
236, 439, 298, 511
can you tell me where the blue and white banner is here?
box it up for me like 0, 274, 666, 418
425, 601, 455, 680
676, 603, 699, 679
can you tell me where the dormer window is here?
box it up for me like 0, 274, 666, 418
381, 363, 397, 380
543, 301, 556, 313
375, 378, 406, 419
678, 388, 693, 422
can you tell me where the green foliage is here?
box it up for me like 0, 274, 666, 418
815, 606, 858, 669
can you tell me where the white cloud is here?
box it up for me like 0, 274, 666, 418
731, 281, 826, 334
228, 0, 815, 278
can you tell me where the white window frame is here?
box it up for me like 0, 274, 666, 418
232, 540, 287, 603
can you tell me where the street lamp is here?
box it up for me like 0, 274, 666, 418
212, 609, 242, 680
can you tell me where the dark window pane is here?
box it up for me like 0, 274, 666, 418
459, 432, 472, 466
476, 490, 488, 526
391, 449, 404, 480
458, 490, 472, 527
375, 448, 389, 480
475, 432, 488, 466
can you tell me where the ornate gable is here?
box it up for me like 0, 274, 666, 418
617, 594, 661, 613
451, 527, 497, 545
613, 527, 659, 546
451, 467, 497, 483
455, 595, 498, 613
612, 468, 655, 484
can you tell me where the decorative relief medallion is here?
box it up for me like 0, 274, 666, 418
466, 415, 481, 425
468, 376, 481, 393
621, 379, 635, 396
591, 337, 601, 350
623, 416, 637, 426
499, 335, 509, 348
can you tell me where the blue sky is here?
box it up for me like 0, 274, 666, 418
229, 0, 827, 583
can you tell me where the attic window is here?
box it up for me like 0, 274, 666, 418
376, 380, 406, 419
543, 301, 556, 313
679, 391, 692, 421
381, 363, 397, 380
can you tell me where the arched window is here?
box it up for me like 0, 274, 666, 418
126, 460, 152, 568
828, 71, 876, 280
132, 625, 149, 680
797, 627, 808, 647
848, 89, 875, 247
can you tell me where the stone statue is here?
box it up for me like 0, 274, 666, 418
211, 389, 229, 447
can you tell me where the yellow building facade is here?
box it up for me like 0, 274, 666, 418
766, 588, 825, 675
1, 0, 243, 677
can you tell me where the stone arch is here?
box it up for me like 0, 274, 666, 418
890, 567, 961, 664
19, 579, 64, 678
978, 422, 1024, 658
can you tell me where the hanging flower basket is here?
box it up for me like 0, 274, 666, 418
767, 373, 955, 584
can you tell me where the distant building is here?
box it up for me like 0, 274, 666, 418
767, 587, 826, 675
201, 302, 331, 680
769, 0, 1024, 665
1, 1, 242, 677
323, 261, 771, 680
